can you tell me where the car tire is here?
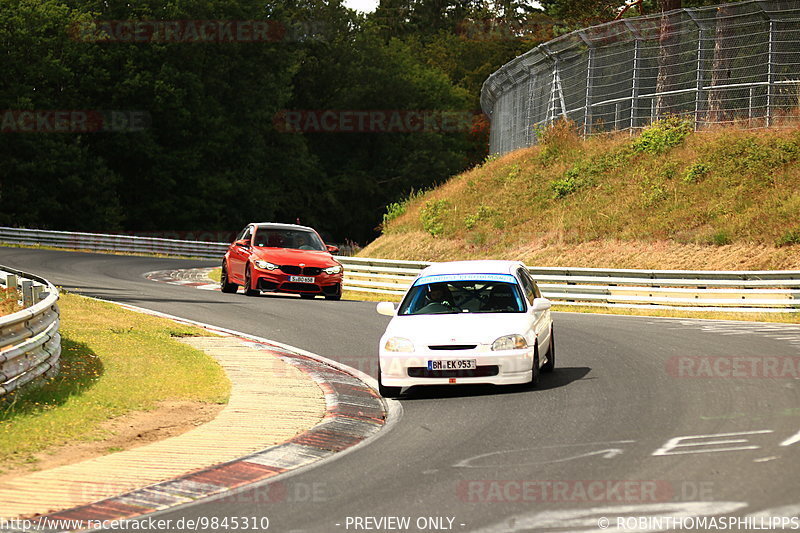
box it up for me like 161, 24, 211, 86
527, 343, 540, 388
244, 266, 259, 296
541, 325, 555, 373
300, 293, 316, 299
324, 283, 342, 301
220, 262, 238, 293
378, 366, 401, 398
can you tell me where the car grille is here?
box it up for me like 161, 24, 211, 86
282, 282, 320, 292
279, 265, 322, 276
407, 366, 499, 378
428, 345, 477, 351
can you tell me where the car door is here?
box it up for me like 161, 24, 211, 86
517, 268, 551, 355
228, 226, 253, 282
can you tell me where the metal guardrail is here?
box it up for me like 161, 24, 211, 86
2, 227, 798, 313
0, 226, 228, 259
339, 257, 800, 313
0, 266, 61, 396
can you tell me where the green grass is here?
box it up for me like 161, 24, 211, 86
0, 292, 230, 468
363, 121, 800, 273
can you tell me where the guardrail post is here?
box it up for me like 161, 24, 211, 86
21, 279, 33, 308
4, 273, 18, 291
32, 284, 44, 302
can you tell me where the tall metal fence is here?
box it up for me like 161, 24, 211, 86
481, 0, 800, 154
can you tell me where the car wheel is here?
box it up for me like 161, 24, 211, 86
527, 342, 540, 388
324, 283, 342, 301
378, 366, 401, 398
541, 325, 555, 373
300, 294, 316, 299
220, 262, 238, 293
244, 265, 259, 296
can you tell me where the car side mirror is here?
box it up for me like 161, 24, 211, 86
531, 298, 551, 312
236, 239, 250, 248
326, 244, 340, 254
376, 301, 396, 316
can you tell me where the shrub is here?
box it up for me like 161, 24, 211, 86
776, 228, 800, 247
420, 199, 450, 237
464, 205, 497, 230
712, 230, 732, 246
381, 190, 424, 233
683, 162, 711, 183
551, 167, 593, 198
632, 117, 693, 155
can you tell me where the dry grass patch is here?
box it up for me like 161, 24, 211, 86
0, 288, 21, 317
0, 292, 230, 472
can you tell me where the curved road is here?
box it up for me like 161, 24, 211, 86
2, 247, 799, 532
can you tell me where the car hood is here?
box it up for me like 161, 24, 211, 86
383, 313, 532, 345
252, 247, 338, 267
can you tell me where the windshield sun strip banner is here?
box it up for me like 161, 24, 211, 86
413, 273, 517, 285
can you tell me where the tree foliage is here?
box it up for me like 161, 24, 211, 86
0, 0, 553, 242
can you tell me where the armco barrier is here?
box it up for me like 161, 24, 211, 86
2, 227, 799, 313
0, 266, 61, 396
338, 257, 800, 313
0, 226, 228, 259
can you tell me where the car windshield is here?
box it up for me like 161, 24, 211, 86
253, 227, 326, 251
398, 276, 526, 315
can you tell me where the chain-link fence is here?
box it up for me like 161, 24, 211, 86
481, 0, 800, 154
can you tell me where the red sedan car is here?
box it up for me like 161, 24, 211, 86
220, 223, 344, 300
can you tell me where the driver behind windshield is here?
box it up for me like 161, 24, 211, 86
416, 283, 456, 314
294, 233, 315, 250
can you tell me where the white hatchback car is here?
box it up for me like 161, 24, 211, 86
376, 260, 554, 398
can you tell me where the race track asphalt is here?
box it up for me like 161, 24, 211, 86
2, 247, 798, 533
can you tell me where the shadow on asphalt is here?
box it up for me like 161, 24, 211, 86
399, 366, 592, 400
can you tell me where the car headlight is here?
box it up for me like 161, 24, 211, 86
323, 265, 342, 275
491, 334, 528, 351
384, 337, 414, 352
254, 260, 279, 270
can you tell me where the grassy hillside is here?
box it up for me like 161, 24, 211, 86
363, 119, 800, 270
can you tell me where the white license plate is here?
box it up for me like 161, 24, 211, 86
427, 359, 477, 371
290, 276, 315, 283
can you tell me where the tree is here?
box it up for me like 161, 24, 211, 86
654, 0, 682, 115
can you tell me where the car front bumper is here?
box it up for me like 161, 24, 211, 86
378, 348, 535, 387
253, 269, 342, 294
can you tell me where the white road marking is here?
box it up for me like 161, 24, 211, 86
652, 430, 773, 456
780, 429, 800, 447
453, 441, 636, 468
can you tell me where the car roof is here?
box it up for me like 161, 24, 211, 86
250, 222, 317, 232
418, 260, 526, 277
